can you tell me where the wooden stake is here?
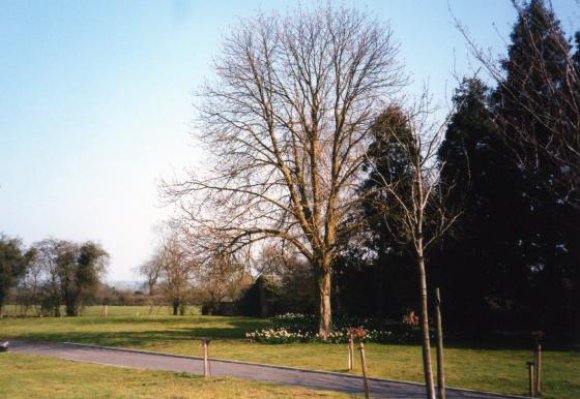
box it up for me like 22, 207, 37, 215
359, 342, 370, 399
526, 361, 535, 397
202, 338, 211, 378
348, 337, 354, 371
435, 287, 446, 399
535, 344, 542, 395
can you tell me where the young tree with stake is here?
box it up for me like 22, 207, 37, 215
363, 100, 461, 399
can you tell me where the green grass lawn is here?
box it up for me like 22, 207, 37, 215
1, 306, 578, 399
0, 352, 350, 399
1, 304, 202, 317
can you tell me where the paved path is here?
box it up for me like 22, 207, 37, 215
10, 341, 527, 399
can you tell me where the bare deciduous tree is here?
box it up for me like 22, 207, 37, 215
250, 243, 292, 278
138, 256, 161, 297
16, 251, 43, 316
364, 101, 460, 399
157, 229, 197, 316
194, 252, 252, 312
166, 5, 404, 337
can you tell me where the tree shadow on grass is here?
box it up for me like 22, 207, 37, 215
8, 316, 272, 348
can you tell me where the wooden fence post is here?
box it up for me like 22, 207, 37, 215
348, 337, 354, 371
202, 338, 211, 378
526, 361, 535, 397
359, 342, 370, 399
534, 344, 542, 396
435, 287, 446, 399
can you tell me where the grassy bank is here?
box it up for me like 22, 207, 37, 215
1, 306, 578, 399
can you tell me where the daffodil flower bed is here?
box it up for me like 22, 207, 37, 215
246, 313, 417, 344
246, 327, 407, 344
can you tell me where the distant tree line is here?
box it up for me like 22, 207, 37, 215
135, 224, 316, 317
0, 235, 108, 317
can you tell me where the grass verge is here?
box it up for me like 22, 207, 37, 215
1, 306, 578, 399
0, 352, 351, 399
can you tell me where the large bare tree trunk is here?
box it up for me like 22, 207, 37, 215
417, 252, 436, 399
317, 258, 332, 339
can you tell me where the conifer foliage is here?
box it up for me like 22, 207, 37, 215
436, 0, 580, 335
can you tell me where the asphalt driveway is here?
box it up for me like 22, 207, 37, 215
10, 341, 528, 399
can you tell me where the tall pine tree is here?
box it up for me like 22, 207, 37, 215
436, 78, 531, 333
334, 106, 416, 319
438, 0, 579, 336
493, 0, 579, 335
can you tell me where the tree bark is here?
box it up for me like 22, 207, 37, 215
435, 287, 446, 399
318, 262, 332, 339
66, 306, 76, 317
417, 254, 436, 399
65, 296, 78, 316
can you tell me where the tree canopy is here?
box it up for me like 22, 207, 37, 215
0, 234, 34, 316
167, 4, 405, 337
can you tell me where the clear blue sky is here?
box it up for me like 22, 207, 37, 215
1, 1, 578, 283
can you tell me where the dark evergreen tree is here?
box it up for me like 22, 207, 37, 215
574, 31, 580, 67
334, 106, 417, 320
437, 0, 579, 336
493, 0, 579, 335
495, 0, 577, 196
436, 78, 532, 333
